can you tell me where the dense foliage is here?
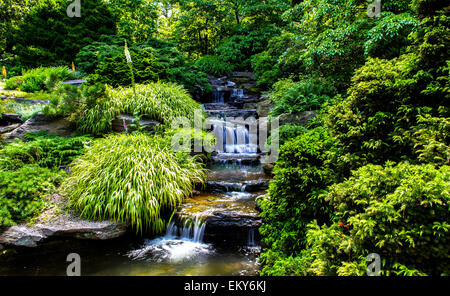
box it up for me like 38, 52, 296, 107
74, 82, 202, 135
63, 133, 206, 233
0, 164, 64, 226
5, 66, 78, 92
10, 0, 116, 67
259, 0, 450, 276
0, 0, 448, 276
0, 133, 87, 226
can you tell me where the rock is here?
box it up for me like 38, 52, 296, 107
1, 96, 49, 105
256, 98, 273, 117
231, 72, 256, 80
211, 153, 261, 165
0, 123, 20, 134
0, 219, 126, 248
204, 179, 269, 193
278, 111, 317, 126
242, 179, 269, 192
112, 114, 160, 133
0, 194, 127, 248
61, 79, 87, 87
206, 109, 258, 119
262, 163, 274, 176
0, 113, 23, 124
2, 113, 74, 142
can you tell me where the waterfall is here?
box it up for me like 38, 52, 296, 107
212, 119, 257, 154
248, 228, 256, 247
213, 90, 225, 103
231, 88, 244, 99
165, 215, 206, 243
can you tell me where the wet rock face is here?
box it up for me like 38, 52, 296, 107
205, 179, 269, 193
0, 216, 127, 248
1, 113, 74, 142
278, 111, 317, 126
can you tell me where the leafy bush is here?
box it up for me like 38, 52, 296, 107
5, 67, 77, 92
0, 133, 91, 170
267, 124, 307, 147
194, 55, 233, 76
270, 78, 336, 116
0, 164, 65, 226
166, 66, 212, 99
12, 0, 116, 67
63, 133, 206, 233
76, 38, 212, 98
299, 162, 450, 276
364, 13, 419, 59
251, 32, 305, 88
259, 127, 338, 257
4, 76, 23, 90
77, 82, 202, 135
89, 47, 166, 87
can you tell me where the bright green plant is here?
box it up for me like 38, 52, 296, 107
270, 78, 336, 116
301, 162, 450, 276
63, 133, 206, 233
194, 55, 233, 76
5, 66, 77, 92
4, 75, 23, 90
0, 164, 65, 226
0, 132, 91, 170
77, 82, 202, 135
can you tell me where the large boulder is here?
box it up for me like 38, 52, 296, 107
0, 218, 127, 248
0, 194, 127, 248
2, 113, 74, 142
278, 111, 317, 126
256, 98, 273, 118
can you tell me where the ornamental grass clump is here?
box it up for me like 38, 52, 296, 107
63, 133, 206, 234
78, 82, 202, 135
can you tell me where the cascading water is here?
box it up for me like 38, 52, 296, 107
165, 216, 206, 243
232, 88, 244, 99
213, 90, 225, 103
128, 216, 212, 263
211, 118, 258, 154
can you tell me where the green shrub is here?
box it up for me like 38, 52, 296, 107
4, 76, 23, 90
6, 67, 78, 93
77, 82, 202, 135
76, 38, 212, 98
267, 124, 307, 147
63, 133, 206, 233
89, 47, 166, 87
270, 78, 336, 116
0, 133, 91, 170
301, 162, 450, 276
0, 164, 65, 226
167, 66, 212, 99
12, 0, 116, 67
364, 13, 419, 59
194, 55, 233, 76
259, 127, 338, 256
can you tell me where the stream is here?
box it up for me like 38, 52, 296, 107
0, 75, 268, 276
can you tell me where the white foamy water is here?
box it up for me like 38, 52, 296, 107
127, 215, 213, 263
128, 238, 213, 263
